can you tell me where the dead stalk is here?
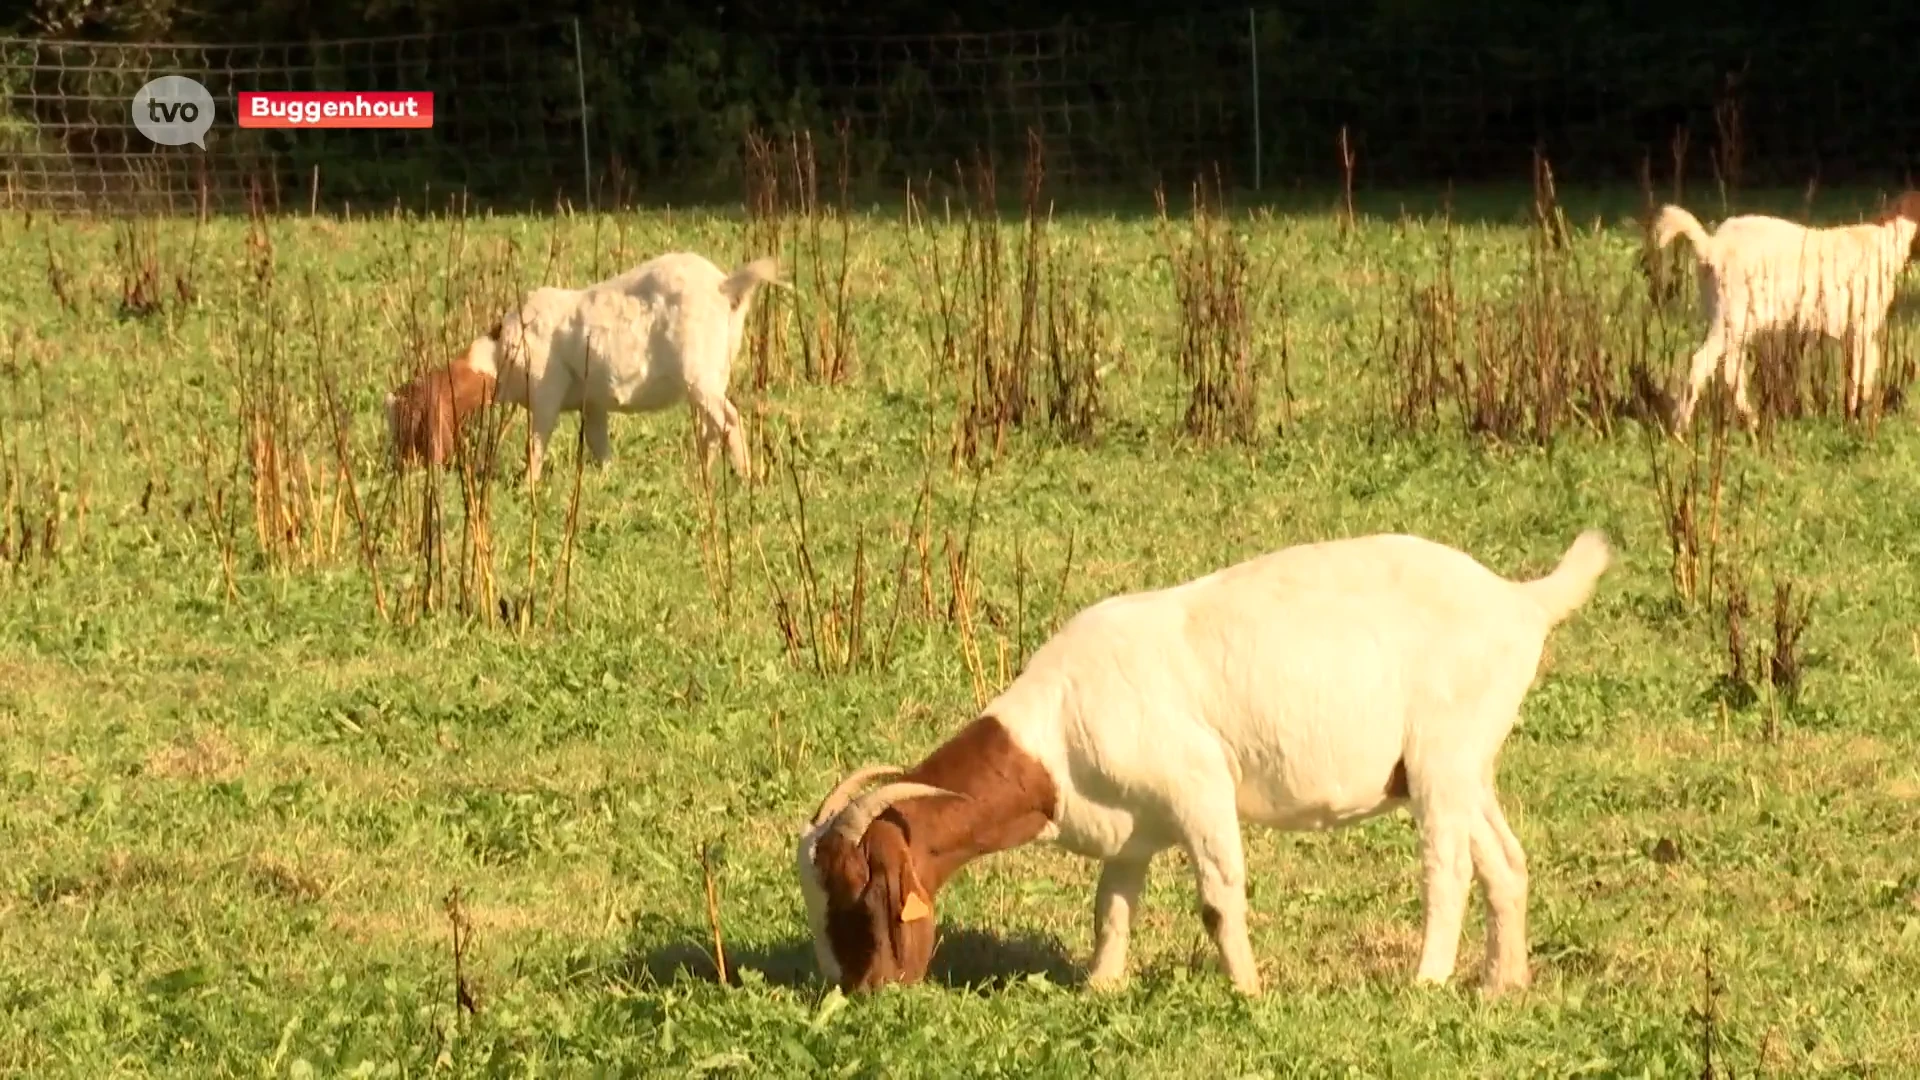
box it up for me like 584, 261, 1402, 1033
1158, 169, 1265, 446
700, 842, 729, 986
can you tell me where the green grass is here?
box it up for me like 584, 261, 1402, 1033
3, 184, 1920, 1078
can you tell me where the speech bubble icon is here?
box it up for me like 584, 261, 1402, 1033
132, 75, 215, 149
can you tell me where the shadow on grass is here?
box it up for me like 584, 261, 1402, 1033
630, 923, 1081, 994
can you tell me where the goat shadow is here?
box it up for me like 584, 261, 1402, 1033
628, 922, 1082, 994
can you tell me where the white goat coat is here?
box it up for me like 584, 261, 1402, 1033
987, 532, 1595, 860
468, 251, 773, 480
797, 529, 1607, 995
1656, 204, 1918, 428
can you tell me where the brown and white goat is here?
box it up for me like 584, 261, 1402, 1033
1654, 191, 1920, 431
381, 251, 782, 481
798, 528, 1612, 996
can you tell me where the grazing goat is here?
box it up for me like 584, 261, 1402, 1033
797, 529, 1612, 997
382, 251, 781, 482
1654, 192, 1920, 432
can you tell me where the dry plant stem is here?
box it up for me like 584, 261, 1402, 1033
950, 536, 987, 709
194, 410, 241, 605
1014, 534, 1028, 663
1722, 562, 1751, 701
700, 844, 729, 985
695, 411, 740, 616
1531, 148, 1571, 250
304, 275, 389, 621
741, 129, 788, 390
846, 525, 869, 672
1159, 170, 1261, 445
0, 360, 27, 568
818, 122, 857, 384
791, 130, 832, 383
548, 399, 589, 631
903, 132, 1060, 470
1272, 279, 1296, 434
440, 210, 474, 619
456, 240, 515, 623
1767, 579, 1811, 716
0, 346, 76, 569
443, 886, 479, 1019
518, 227, 567, 633
1699, 401, 1735, 613
1644, 385, 1739, 613
764, 425, 868, 675
1043, 261, 1105, 443
1052, 526, 1077, 633
958, 153, 1005, 467
1337, 125, 1357, 236
1384, 164, 1645, 448
694, 436, 728, 611
755, 525, 805, 669
1711, 73, 1744, 213
782, 431, 828, 676
948, 463, 988, 627
741, 124, 856, 389
1697, 943, 1720, 1079
878, 436, 939, 670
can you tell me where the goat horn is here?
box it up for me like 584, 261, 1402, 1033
829, 782, 968, 846
810, 765, 906, 829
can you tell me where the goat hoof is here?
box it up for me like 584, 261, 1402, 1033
1084, 970, 1129, 994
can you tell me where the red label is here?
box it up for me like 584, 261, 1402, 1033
238, 92, 434, 129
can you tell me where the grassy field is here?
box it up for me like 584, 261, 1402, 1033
3, 176, 1920, 1077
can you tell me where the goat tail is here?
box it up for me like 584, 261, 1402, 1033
1653, 205, 1713, 261
719, 255, 787, 311
1521, 529, 1612, 626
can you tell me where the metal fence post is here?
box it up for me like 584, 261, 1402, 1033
573, 17, 591, 207
1249, 8, 1262, 191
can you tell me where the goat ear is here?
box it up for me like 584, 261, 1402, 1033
894, 858, 931, 923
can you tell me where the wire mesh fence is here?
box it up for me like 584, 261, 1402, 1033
0, 20, 590, 214
3, 9, 1919, 216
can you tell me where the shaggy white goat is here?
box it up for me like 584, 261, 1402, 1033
382, 251, 781, 482
797, 528, 1613, 996
1654, 192, 1920, 432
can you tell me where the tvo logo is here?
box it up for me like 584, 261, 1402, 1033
132, 75, 215, 148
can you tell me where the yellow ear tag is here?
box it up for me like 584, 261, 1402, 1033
899, 892, 931, 923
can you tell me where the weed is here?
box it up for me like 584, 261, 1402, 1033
700, 840, 730, 986
1386, 213, 1642, 445
741, 126, 857, 388
1336, 126, 1357, 238
1043, 266, 1107, 445
1644, 397, 1739, 609
444, 886, 481, 1019
1157, 170, 1264, 446
0, 335, 78, 570
1766, 577, 1813, 718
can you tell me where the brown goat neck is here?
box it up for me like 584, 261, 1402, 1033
876, 715, 1058, 896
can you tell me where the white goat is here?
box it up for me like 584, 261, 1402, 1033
382, 251, 781, 482
797, 528, 1612, 996
1654, 192, 1920, 432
